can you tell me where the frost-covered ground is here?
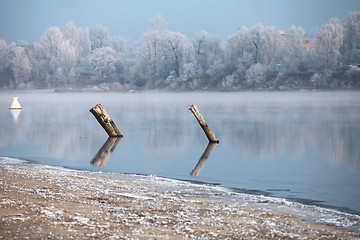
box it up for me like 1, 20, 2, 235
1, 157, 359, 239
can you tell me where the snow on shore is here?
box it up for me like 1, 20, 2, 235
1, 157, 359, 239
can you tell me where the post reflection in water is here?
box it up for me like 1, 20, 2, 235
190, 142, 217, 176
91, 137, 122, 167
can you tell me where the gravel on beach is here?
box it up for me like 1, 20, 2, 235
1, 158, 359, 239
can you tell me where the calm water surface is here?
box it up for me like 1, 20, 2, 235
1, 91, 359, 215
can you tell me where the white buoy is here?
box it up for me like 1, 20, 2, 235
9, 97, 22, 109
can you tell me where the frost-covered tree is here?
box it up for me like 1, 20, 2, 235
261, 26, 278, 65
0, 40, 8, 72
246, 24, 279, 65
315, 18, 344, 70
279, 26, 308, 72
165, 36, 196, 89
11, 46, 32, 88
111, 36, 130, 84
224, 25, 276, 88
141, 15, 169, 87
6, 42, 17, 72
193, 31, 224, 76
341, 11, 360, 64
61, 22, 92, 86
224, 28, 251, 87
1, 13, 359, 91
62, 22, 81, 50
41, 27, 77, 86
62, 22, 91, 61
226, 27, 250, 71
166, 31, 189, 78
179, 62, 196, 87
245, 63, 272, 88
225, 25, 275, 70
88, 24, 111, 50
247, 24, 265, 64
141, 15, 198, 89
28, 42, 49, 88
90, 47, 116, 81
0, 40, 11, 88
129, 60, 145, 86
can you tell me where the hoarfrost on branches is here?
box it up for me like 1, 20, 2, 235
0, 12, 359, 90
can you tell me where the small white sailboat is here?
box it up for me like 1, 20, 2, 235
9, 97, 22, 109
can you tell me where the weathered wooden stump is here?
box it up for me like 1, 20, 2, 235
190, 142, 217, 176
189, 104, 219, 143
90, 104, 123, 137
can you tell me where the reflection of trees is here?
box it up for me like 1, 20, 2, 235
1, 99, 195, 166
227, 121, 308, 161
315, 121, 360, 169
222, 105, 360, 169
0, 104, 105, 161
124, 105, 193, 166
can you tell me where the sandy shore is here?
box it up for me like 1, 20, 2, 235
1, 159, 359, 239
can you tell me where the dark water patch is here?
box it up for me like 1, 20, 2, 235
286, 196, 360, 216
267, 188, 291, 192
175, 178, 222, 187
229, 187, 272, 197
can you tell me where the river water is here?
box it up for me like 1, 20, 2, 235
1, 91, 359, 216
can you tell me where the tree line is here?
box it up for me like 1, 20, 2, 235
0, 12, 359, 91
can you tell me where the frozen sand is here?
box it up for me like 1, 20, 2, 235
1, 158, 359, 239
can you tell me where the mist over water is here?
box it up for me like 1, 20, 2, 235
0, 91, 359, 215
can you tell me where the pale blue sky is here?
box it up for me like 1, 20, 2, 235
0, 0, 359, 44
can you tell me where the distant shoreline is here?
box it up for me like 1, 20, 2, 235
1, 88, 360, 94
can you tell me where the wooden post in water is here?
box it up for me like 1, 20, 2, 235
189, 104, 219, 143
90, 104, 123, 137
